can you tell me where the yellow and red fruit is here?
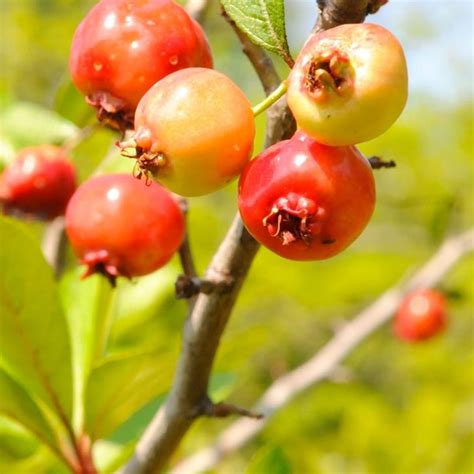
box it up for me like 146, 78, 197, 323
121, 68, 255, 197
287, 23, 408, 146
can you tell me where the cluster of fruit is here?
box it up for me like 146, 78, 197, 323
1, 0, 409, 281
0, 0, 448, 343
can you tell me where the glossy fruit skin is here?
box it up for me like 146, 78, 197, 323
394, 289, 447, 342
69, 0, 213, 130
0, 145, 76, 219
122, 68, 255, 197
238, 131, 375, 260
287, 23, 408, 146
65, 174, 185, 281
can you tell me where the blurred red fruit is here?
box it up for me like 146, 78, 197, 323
0, 145, 76, 220
394, 289, 447, 342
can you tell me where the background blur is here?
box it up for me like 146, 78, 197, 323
1, 0, 473, 473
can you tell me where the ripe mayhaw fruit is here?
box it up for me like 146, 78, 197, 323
69, 0, 213, 130
287, 23, 408, 146
394, 289, 447, 342
0, 145, 76, 219
65, 174, 185, 283
120, 68, 255, 197
238, 131, 375, 260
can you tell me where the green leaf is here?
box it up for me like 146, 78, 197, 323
0, 138, 15, 170
221, 0, 293, 65
0, 369, 57, 450
0, 102, 78, 149
0, 420, 68, 474
93, 440, 135, 474
54, 78, 94, 126
59, 269, 116, 432
0, 417, 39, 461
246, 446, 292, 474
84, 350, 173, 440
70, 127, 119, 182
0, 217, 73, 424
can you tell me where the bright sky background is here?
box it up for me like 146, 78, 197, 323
285, 0, 473, 105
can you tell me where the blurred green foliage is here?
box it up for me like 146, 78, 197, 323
0, 1, 472, 473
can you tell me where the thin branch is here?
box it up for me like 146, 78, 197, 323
175, 275, 232, 300
202, 401, 263, 421
172, 228, 474, 474
315, 0, 388, 32
41, 217, 67, 278
369, 156, 397, 169
222, 7, 280, 95
176, 198, 198, 279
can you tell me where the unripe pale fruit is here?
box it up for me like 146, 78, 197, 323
394, 289, 447, 342
120, 68, 255, 197
69, 0, 213, 130
287, 23, 408, 146
65, 174, 185, 283
0, 145, 76, 219
238, 131, 375, 260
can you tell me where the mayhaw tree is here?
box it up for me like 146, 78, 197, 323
0, 1, 472, 474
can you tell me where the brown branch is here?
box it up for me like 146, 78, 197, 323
221, 8, 280, 95
202, 401, 263, 420
369, 156, 397, 169
172, 228, 474, 474
175, 197, 199, 298
120, 2, 372, 472
188, 395, 263, 420
175, 275, 232, 299
315, 0, 388, 32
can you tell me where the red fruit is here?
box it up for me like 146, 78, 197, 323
120, 68, 255, 197
69, 0, 213, 130
394, 289, 447, 342
0, 145, 76, 219
238, 131, 375, 260
287, 23, 408, 145
65, 174, 185, 283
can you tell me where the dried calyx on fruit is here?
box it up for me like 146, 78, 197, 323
238, 130, 376, 260
0, 145, 76, 220
287, 23, 408, 146
119, 68, 255, 197
65, 174, 185, 285
69, 0, 213, 131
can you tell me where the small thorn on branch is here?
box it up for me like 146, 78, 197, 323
175, 275, 233, 299
196, 396, 263, 420
206, 402, 264, 420
175, 275, 214, 299
368, 156, 397, 169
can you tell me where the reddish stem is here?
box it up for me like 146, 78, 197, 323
70, 435, 97, 474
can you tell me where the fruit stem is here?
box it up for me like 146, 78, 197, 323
252, 80, 288, 117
